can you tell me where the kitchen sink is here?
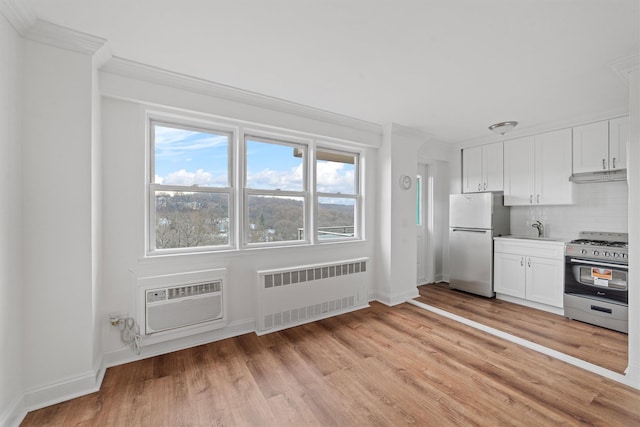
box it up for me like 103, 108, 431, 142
499, 235, 567, 242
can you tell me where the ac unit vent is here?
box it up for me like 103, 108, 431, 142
145, 280, 223, 335
263, 261, 366, 289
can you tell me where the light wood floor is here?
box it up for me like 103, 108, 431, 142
22, 302, 640, 426
416, 282, 628, 373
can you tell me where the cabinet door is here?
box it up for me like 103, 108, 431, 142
503, 136, 535, 206
462, 146, 483, 193
525, 256, 564, 308
572, 121, 609, 173
609, 116, 628, 171
494, 252, 526, 298
535, 128, 573, 205
483, 142, 503, 192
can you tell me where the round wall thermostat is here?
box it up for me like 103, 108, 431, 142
399, 175, 412, 190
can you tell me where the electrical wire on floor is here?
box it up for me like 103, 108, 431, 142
118, 317, 143, 355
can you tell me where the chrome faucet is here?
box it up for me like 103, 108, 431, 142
532, 220, 544, 238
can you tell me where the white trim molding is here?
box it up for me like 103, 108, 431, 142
22, 365, 106, 413
609, 54, 640, 86
101, 57, 383, 139
0, 0, 36, 35
24, 19, 108, 56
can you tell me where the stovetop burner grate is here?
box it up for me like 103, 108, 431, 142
569, 239, 628, 248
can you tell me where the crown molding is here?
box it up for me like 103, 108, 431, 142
455, 106, 630, 150
386, 122, 437, 142
609, 54, 640, 85
24, 19, 108, 56
0, 0, 36, 35
101, 57, 383, 136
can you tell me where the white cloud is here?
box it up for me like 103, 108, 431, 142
154, 126, 228, 157
163, 169, 215, 186
247, 164, 303, 191
316, 161, 354, 194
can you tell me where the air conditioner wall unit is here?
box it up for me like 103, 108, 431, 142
135, 268, 227, 341
145, 280, 223, 334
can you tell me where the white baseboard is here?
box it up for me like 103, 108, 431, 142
373, 288, 420, 306
23, 366, 105, 413
103, 317, 255, 369
0, 394, 27, 427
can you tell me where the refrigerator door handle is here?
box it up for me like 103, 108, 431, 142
451, 228, 488, 233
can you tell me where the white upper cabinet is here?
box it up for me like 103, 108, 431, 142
503, 128, 573, 206
462, 142, 503, 193
609, 116, 629, 171
572, 116, 629, 174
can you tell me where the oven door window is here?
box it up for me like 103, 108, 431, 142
572, 265, 627, 290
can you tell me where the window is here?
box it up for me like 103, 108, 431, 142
147, 115, 363, 255
244, 136, 307, 245
150, 121, 232, 252
315, 148, 359, 240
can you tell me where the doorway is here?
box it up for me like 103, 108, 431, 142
416, 163, 430, 284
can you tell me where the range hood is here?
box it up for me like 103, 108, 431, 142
569, 169, 627, 184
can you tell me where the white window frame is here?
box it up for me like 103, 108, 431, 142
148, 118, 235, 255
242, 134, 309, 248
314, 146, 361, 243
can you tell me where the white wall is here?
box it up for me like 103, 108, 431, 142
510, 181, 628, 239
0, 12, 24, 426
99, 63, 381, 362
21, 36, 101, 406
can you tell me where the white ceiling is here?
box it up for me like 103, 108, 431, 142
25, 0, 639, 143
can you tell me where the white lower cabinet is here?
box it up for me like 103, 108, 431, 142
494, 238, 565, 310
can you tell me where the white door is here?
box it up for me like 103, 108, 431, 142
535, 128, 573, 205
526, 256, 564, 308
416, 164, 427, 284
572, 120, 609, 173
494, 252, 526, 298
504, 136, 535, 206
609, 116, 629, 171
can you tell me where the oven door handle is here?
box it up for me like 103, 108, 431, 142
569, 258, 628, 270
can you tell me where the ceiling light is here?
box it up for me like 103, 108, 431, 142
488, 121, 518, 135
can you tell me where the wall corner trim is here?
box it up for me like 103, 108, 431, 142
24, 19, 108, 56
22, 365, 106, 414
0, 0, 37, 35
0, 394, 27, 427
609, 54, 640, 86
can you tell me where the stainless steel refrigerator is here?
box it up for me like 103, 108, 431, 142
449, 192, 510, 297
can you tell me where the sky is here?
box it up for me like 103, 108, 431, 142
153, 124, 355, 195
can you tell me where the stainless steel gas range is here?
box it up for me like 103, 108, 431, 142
564, 231, 628, 333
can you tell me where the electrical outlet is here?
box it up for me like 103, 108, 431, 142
108, 312, 127, 326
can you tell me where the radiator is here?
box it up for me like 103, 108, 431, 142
136, 269, 226, 339
257, 258, 369, 334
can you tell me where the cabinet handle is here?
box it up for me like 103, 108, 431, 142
536, 194, 540, 204
484, 182, 487, 190
529, 194, 533, 204
478, 183, 481, 191
602, 159, 606, 170
520, 257, 524, 266
612, 157, 616, 169
527, 258, 531, 268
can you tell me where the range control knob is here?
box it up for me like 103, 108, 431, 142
622, 253, 628, 259
581, 249, 588, 255
593, 250, 599, 256
604, 251, 611, 257
613, 253, 620, 258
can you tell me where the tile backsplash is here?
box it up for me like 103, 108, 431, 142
510, 181, 628, 239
